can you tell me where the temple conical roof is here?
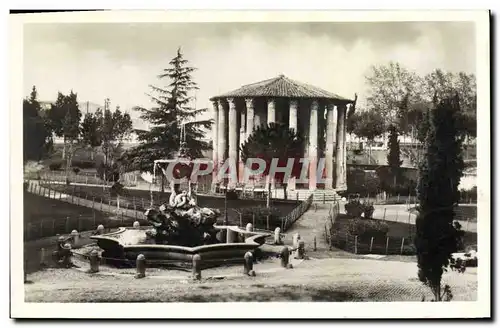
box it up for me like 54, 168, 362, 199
210, 74, 354, 102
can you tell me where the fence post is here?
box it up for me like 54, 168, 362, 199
71, 192, 74, 204
466, 218, 470, 231
354, 235, 358, 254
395, 210, 399, 222
100, 198, 103, 211
266, 215, 270, 230
86, 176, 88, 185
252, 213, 255, 227
65, 217, 70, 233
397, 194, 400, 203
400, 237, 405, 255
369, 237, 374, 253
383, 208, 387, 221
385, 237, 390, 255
296, 192, 299, 201
323, 193, 326, 204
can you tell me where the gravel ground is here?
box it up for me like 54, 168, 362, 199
24, 256, 477, 302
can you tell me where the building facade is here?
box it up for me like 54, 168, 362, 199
209, 74, 356, 191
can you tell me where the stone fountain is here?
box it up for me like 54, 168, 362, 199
88, 135, 269, 270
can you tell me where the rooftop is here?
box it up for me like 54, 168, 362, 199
210, 74, 355, 102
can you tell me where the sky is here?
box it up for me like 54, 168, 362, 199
23, 21, 476, 130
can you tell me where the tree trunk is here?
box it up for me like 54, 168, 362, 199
160, 174, 165, 196
65, 141, 73, 185
62, 136, 66, 159
117, 195, 120, 213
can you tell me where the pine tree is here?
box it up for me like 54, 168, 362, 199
415, 94, 465, 301
120, 47, 211, 191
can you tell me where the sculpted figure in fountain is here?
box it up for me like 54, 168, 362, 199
144, 182, 220, 247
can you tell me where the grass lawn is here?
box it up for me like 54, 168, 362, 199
23, 191, 148, 241
330, 214, 477, 255
41, 184, 299, 229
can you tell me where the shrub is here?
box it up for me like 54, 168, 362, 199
345, 200, 365, 218
97, 163, 120, 182
346, 168, 381, 196
72, 160, 96, 169
345, 200, 374, 219
363, 202, 375, 219
347, 218, 389, 239
48, 161, 63, 171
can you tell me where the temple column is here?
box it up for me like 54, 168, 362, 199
325, 103, 337, 189
211, 101, 219, 186
239, 106, 246, 183
267, 98, 276, 124
335, 105, 347, 190
288, 99, 298, 191
308, 100, 319, 191
217, 100, 227, 182
267, 98, 276, 190
228, 98, 238, 187
245, 98, 255, 139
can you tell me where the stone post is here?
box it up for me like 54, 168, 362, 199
192, 254, 202, 280
335, 105, 347, 190
217, 100, 227, 177
71, 230, 79, 246
88, 250, 99, 273
243, 252, 256, 276
212, 101, 219, 185
135, 254, 146, 279
228, 98, 238, 187
325, 103, 337, 189
308, 100, 319, 190
245, 98, 255, 139
96, 224, 104, 235
274, 227, 281, 245
288, 99, 298, 191
280, 247, 293, 269
292, 233, 301, 249
246, 223, 253, 232
133, 221, 140, 228
296, 240, 305, 259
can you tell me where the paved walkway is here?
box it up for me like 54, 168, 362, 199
373, 204, 477, 233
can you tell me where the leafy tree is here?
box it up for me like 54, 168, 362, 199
120, 47, 211, 192
421, 69, 476, 139
415, 94, 465, 301
97, 104, 133, 167
240, 122, 304, 203
80, 112, 101, 160
47, 91, 82, 182
352, 110, 385, 164
23, 86, 52, 161
365, 61, 422, 129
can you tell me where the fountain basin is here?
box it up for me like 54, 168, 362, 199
89, 226, 270, 270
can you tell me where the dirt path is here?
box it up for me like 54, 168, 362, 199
24, 257, 477, 302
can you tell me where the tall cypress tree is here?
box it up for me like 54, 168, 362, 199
415, 94, 465, 301
387, 125, 403, 187
120, 48, 211, 190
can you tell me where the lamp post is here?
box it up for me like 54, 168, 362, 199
224, 186, 228, 225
